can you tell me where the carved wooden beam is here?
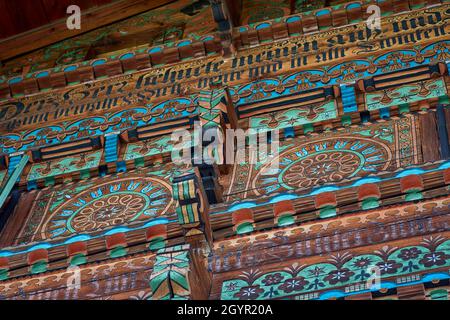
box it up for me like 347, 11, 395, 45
0, 0, 175, 62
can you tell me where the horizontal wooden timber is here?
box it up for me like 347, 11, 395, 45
0, 3, 448, 107
3, 93, 446, 190
209, 159, 450, 240
209, 231, 450, 299
0, 210, 185, 280
1, 34, 448, 138
234, 0, 445, 48
0, 0, 176, 62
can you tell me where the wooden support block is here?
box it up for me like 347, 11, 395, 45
332, 10, 348, 27
302, 16, 319, 34
149, 51, 164, 65
191, 42, 207, 58
410, 0, 425, 9
315, 191, 337, 209
178, 45, 194, 60
376, 1, 394, 15
393, 0, 411, 13
345, 292, 373, 300
163, 48, 180, 64
317, 13, 332, 30
287, 20, 302, 35
425, 0, 442, 5
106, 232, 127, 249
66, 66, 94, 84
36, 75, 52, 91
146, 224, 167, 241
0, 84, 11, 99
400, 175, 424, 193
347, 7, 362, 23
22, 78, 39, 94
120, 56, 139, 72
27, 249, 48, 265
258, 27, 273, 42
204, 40, 221, 54
103, 60, 123, 77
134, 53, 151, 70
67, 241, 88, 257
358, 183, 381, 201
247, 30, 259, 46
397, 284, 425, 300
272, 23, 289, 40
49, 72, 67, 88
9, 81, 24, 96
419, 111, 441, 162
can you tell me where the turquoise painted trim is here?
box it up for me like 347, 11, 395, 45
346, 3, 362, 10
352, 177, 381, 186
286, 16, 301, 23
269, 194, 299, 203
148, 47, 163, 53
34, 71, 49, 78
119, 53, 134, 60
63, 65, 77, 72
228, 202, 258, 211
104, 227, 131, 235
0, 218, 171, 259
177, 40, 192, 47
319, 290, 346, 299
256, 23, 271, 30
396, 169, 425, 177
91, 59, 106, 66
64, 235, 91, 244
8, 77, 22, 84
317, 272, 450, 300
315, 9, 331, 17
311, 186, 340, 195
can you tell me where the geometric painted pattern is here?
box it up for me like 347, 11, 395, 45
27, 150, 103, 181
15, 164, 188, 244
221, 235, 450, 300
225, 115, 421, 201
150, 246, 190, 300
366, 78, 448, 111
249, 100, 338, 132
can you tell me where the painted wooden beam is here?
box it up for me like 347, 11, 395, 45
0, 0, 175, 62
436, 104, 450, 159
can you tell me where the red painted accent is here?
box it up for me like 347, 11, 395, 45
314, 192, 337, 209
400, 175, 424, 193
27, 249, 48, 265
106, 233, 127, 249
146, 224, 167, 241
273, 200, 295, 218
444, 168, 450, 184
67, 241, 87, 257
357, 183, 381, 201
232, 208, 254, 226
0, 257, 9, 269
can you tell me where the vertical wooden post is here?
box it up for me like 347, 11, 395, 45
436, 105, 450, 159
419, 111, 440, 163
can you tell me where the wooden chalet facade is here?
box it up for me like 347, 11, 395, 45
0, 0, 449, 300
